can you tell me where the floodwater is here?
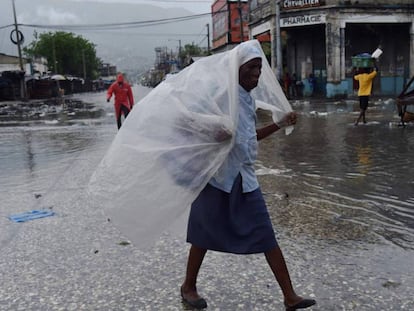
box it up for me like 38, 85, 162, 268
0, 86, 413, 310
258, 98, 414, 251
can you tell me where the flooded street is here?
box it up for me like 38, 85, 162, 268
0, 87, 413, 310
258, 98, 414, 250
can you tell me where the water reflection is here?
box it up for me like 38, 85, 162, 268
23, 131, 35, 174
257, 99, 414, 250
0, 86, 149, 211
0, 125, 113, 213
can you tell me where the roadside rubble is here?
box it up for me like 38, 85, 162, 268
0, 96, 105, 123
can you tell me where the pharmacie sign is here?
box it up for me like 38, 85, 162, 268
281, 14, 326, 27
282, 0, 323, 9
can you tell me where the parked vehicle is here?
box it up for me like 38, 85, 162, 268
396, 76, 414, 126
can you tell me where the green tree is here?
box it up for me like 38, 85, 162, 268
179, 43, 209, 67
179, 43, 203, 58
23, 31, 102, 79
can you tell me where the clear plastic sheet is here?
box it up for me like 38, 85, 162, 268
88, 40, 292, 248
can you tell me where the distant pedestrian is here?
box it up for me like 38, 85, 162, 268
283, 72, 291, 98
295, 76, 304, 98
354, 65, 377, 125
107, 73, 134, 129
291, 73, 298, 98
308, 73, 317, 96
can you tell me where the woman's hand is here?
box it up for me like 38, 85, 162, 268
214, 127, 233, 142
185, 112, 233, 142
276, 111, 297, 128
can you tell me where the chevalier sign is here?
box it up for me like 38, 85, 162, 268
282, 0, 323, 9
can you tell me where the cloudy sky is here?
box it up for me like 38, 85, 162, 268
0, 0, 213, 71
72, 0, 213, 14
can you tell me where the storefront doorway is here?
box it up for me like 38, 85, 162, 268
345, 23, 411, 96
285, 24, 326, 97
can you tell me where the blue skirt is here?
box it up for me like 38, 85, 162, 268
187, 174, 278, 254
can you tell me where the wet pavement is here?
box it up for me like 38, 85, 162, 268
0, 87, 413, 310
0, 97, 106, 126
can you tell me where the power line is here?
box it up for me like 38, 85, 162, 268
13, 13, 212, 31
0, 8, 232, 32
0, 24, 14, 30
43, 28, 207, 37
0, 8, 227, 51
197, 35, 207, 46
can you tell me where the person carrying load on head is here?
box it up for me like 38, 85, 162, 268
354, 62, 377, 126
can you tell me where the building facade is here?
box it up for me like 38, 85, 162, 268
212, 0, 250, 52
249, 0, 414, 98
0, 53, 31, 74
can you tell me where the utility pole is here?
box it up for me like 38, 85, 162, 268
206, 23, 210, 54
178, 39, 182, 69
12, 0, 23, 71
82, 49, 86, 80
11, 0, 27, 99
238, 0, 244, 42
51, 37, 61, 95
275, 0, 282, 81
52, 38, 57, 73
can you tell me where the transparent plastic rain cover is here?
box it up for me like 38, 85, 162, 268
88, 40, 292, 248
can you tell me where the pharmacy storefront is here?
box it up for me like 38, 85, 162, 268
280, 11, 327, 96
249, 0, 414, 98
280, 1, 414, 98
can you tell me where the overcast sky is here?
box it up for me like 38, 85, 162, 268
0, 0, 213, 71
72, 0, 213, 14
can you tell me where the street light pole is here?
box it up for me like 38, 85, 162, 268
206, 23, 210, 53
275, 0, 282, 81
82, 49, 86, 80
238, 0, 244, 42
178, 39, 182, 67
12, 0, 23, 71
11, 0, 27, 99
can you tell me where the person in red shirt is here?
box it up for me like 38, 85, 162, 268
107, 73, 134, 129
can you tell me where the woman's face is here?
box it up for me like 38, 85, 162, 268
239, 58, 262, 92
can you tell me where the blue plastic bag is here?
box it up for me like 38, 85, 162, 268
8, 210, 55, 223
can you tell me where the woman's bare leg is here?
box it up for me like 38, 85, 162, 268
181, 245, 207, 300
265, 247, 315, 308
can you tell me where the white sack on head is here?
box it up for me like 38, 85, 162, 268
88, 40, 292, 248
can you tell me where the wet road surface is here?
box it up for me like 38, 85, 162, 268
0, 87, 413, 310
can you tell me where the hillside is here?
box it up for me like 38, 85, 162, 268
0, 0, 211, 75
